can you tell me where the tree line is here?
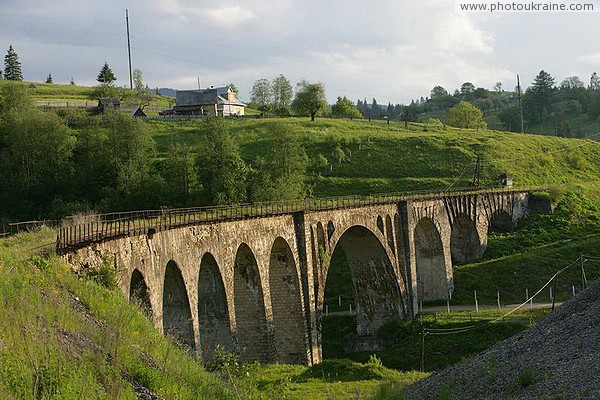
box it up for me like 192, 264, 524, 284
0, 83, 309, 222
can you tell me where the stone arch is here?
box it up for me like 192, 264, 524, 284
327, 220, 335, 241
129, 269, 152, 318
163, 260, 195, 349
376, 215, 384, 234
414, 218, 448, 301
322, 225, 403, 338
198, 252, 233, 362
269, 237, 306, 364
385, 214, 395, 253
233, 243, 272, 362
450, 215, 482, 265
489, 209, 512, 233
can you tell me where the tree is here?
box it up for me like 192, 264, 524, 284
460, 82, 475, 99
162, 143, 201, 205
590, 72, 600, 91
250, 78, 272, 113
0, 83, 75, 218
227, 83, 239, 96
529, 70, 556, 117
498, 105, 521, 132
445, 101, 487, 130
493, 82, 503, 92
249, 123, 308, 201
97, 62, 116, 84
430, 86, 448, 99
291, 81, 327, 121
132, 68, 144, 91
45, 73, 53, 84
196, 118, 247, 205
128, 68, 153, 110
331, 96, 362, 119
271, 74, 293, 108
4, 45, 23, 81
401, 101, 419, 127
560, 76, 584, 90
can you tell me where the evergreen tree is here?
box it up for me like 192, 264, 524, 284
526, 70, 556, 122
4, 45, 23, 81
370, 98, 380, 118
97, 62, 116, 84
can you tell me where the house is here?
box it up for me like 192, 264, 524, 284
97, 98, 121, 113
174, 86, 245, 116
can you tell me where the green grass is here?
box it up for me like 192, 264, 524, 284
0, 80, 173, 114
0, 229, 236, 398
241, 361, 426, 400
321, 309, 547, 373
145, 117, 600, 197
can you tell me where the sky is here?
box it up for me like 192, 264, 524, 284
1, 0, 599, 104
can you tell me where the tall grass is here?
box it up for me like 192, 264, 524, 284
0, 229, 233, 399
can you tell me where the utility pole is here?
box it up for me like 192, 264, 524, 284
472, 155, 481, 187
517, 74, 525, 133
126, 9, 133, 90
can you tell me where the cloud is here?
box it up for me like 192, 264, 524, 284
1, 0, 598, 103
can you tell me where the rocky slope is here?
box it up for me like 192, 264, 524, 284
403, 280, 600, 399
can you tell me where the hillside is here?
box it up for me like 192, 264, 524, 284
402, 279, 600, 399
149, 117, 600, 198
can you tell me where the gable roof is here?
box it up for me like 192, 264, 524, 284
176, 86, 245, 107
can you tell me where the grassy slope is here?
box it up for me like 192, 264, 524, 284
0, 229, 233, 399
0, 80, 173, 112
147, 117, 600, 197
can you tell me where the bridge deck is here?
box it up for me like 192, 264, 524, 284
55, 186, 536, 254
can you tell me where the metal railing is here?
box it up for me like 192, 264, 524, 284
53, 186, 536, 254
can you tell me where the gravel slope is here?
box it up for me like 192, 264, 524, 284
402, 280, 600, 399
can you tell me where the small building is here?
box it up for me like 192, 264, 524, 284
174, 86, 245, 116
97, 98, 121, 113
130, 107, 148, 119
498, 173, 513, 187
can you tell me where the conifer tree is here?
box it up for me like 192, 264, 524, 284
97, 62, 116, 84
4, 45, 23, 81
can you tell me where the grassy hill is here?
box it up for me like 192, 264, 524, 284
1, 80, 173, 115
148, 117, 600, 197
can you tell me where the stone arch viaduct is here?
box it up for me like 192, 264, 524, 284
63, 188, 534, 365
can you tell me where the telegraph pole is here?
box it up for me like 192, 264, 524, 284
126, 9, 133, 90
472, 155, 481, 187
517, 74, 525, 133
